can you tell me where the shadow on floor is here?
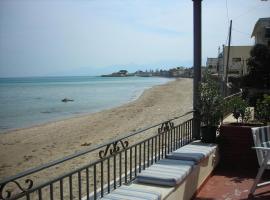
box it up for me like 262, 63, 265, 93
193, 165, 270, 200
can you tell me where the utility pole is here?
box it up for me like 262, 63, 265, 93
192, 0, 202, 140
241, 59, 244, 76
217, 46, 223, 94
217, 46, 220, 75
222, 44, 225, 96
225, 20, 232, 97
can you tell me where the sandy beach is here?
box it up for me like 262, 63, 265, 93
0, 78, 193, 180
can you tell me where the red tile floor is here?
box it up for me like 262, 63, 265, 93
193, 166, 270, 200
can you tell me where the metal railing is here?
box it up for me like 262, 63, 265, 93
0, 111, 194, 200
222, 89, 243, 119
223, 89, 243, 101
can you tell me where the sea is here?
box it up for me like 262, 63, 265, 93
0, 76, 170, 133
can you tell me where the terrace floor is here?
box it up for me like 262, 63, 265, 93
193, 166, 270, 200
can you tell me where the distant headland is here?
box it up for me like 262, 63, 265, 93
101, 67, 199, 78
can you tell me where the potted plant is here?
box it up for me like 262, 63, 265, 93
200, 73, 223, 143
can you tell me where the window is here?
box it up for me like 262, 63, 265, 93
232, 58, 241, 63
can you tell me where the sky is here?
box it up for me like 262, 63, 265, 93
0, 0, 269, 77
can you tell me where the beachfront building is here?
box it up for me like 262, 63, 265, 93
168, 67, 185, 77
220, 45, 252, 78
135, 70, 153, 77
206, 58, 218, 74
251, 17, 270, 47
217, 52, 224, 77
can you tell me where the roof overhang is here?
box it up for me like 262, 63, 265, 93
251, 18, 270, 38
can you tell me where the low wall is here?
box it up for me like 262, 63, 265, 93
128, 145, 219, 200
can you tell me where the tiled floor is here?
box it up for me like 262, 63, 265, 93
193, 166, 270, 200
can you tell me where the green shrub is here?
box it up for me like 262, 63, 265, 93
256, 94, 270, 124
227, 96, 251, 123
243, 44, 270, 89
200, 72, 224, 126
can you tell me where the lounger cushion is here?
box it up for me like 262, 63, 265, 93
136, 159, 194, 186
102, 185, 161, 200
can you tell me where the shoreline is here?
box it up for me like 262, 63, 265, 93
0, 78, 193, 179
0, 78, 173, 134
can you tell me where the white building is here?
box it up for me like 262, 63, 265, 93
219, 46, 252, 79
251, 17, 270, 47
206, 58, 218, 74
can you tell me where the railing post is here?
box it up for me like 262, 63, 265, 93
192, 0, 202, 140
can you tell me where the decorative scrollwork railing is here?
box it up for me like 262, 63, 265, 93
0, 110, 194, 200
158, 120, 174, 134
98, 140, 129, 159
0, 179, 33, 200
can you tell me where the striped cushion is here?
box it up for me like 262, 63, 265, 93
166, 152, 204, 163
252, 126, 270, 166
102, 185, 161, 200
166, 141, 216, 163
184, 142, 216, 154
136, 159, 194, 186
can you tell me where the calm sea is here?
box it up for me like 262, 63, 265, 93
0, 76, 170, 132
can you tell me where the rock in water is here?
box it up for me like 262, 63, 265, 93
61, 98, 74, 102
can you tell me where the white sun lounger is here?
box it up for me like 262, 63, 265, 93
249, 126, 270, 197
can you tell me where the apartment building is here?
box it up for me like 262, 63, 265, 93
251, 17, 270, 47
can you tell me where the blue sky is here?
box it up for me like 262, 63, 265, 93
0, 0, 269, 77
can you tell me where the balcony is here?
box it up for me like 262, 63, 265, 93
2, 103, 269, 200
